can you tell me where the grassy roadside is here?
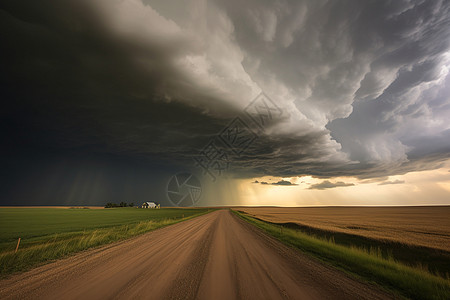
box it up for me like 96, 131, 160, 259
0, 208, 212, 278
233, 210, 450, 300
274, 219, 450, 277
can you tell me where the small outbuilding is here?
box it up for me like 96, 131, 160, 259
141, 202, 160, 209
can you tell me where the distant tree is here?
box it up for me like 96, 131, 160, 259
119, 202, 127, 207
129, 202, 134, 207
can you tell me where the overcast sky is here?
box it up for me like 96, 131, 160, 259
1, 0, 449, 206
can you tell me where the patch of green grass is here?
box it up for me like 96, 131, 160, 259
0, 208, 211, 277
233, 210, 450, 300
0, 208, 207, 251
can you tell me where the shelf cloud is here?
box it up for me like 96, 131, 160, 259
1, 0, 449, 204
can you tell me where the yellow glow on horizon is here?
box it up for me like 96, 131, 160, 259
235, 160, 450, 206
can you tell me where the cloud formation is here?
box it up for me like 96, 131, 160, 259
253, 179, 297, 186
272, 180, 297, 186
1, 0, 450, 206
309, 181, 355, 190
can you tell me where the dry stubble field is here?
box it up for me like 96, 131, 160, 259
237, 206, 450, 252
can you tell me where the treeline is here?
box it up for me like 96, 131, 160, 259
104, 202, 134, 208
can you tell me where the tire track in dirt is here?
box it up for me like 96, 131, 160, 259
167, 216, 217, 300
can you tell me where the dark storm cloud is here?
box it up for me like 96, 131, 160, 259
214, 0, 450, 178
1, 0, 236, 163
271, 180, 297, 186
309, 181, 354, 190
1, 0, 450, 205
0, 0, 236, 205
251, 179, 297, 186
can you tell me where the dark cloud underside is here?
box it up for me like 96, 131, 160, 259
309, 181, 354, 190
1, 0, 450, 204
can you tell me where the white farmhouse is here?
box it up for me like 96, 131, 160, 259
141, 202, 160, 208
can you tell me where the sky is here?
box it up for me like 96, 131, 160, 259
1, 0, 450, 206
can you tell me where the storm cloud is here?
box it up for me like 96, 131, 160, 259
309, 180, 355, 190
272, 180, 297, 186
1, 0, 450, 204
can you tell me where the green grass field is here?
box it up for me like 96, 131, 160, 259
233, 210, 450, 300
0, 207, 211, 277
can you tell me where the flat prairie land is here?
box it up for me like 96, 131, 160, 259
0, 210, 394, 300
0, 207, 208, 252
237, 206, 450, 252
0, 207, 211, 276
0, 206, 104, 209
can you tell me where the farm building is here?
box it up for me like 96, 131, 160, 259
141, 202, 160, 209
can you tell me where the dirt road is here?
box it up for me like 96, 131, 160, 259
0, 210, 393, 299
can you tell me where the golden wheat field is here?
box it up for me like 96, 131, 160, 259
238, 206, 450, 252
